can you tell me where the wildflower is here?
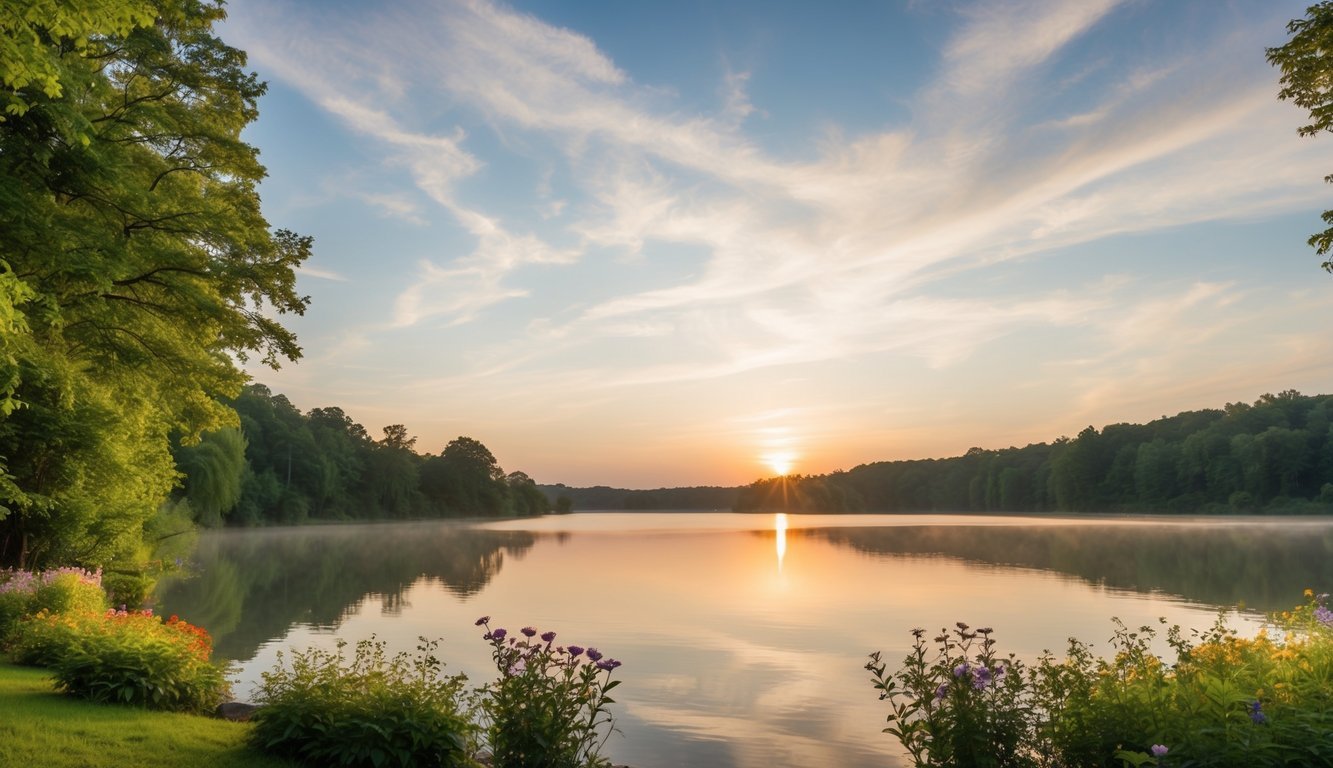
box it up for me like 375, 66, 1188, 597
491, 628, 508, 641
934, 683, 949, 701
1249, 700, 1267, 724
567, 645, 585, 658
475, 616, 490, 626
586, 647, 603, 662
541, 631, 557, 643
1150, 744, 1169, 757
972, 667, 992, 690
595, 658, 622, 671
953, 662, 969, 678
1305, 588, 1315, 599
1315, 606, 1333, 626
521, 626, 537, 637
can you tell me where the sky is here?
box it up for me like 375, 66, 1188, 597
222, 0, 1333, 489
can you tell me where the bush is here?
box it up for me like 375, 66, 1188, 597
252, 636, 477, 768
477, 619, 623, 768
12, 608, 226, 713
0, 567, 105, 643
869, 591, 1333, 768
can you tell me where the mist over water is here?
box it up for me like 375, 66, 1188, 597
156, 514, 1333, 768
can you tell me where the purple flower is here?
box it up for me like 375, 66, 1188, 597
491, 628, 507, 641
586, 647, 603, 662
567, 645, 585, 658
1249, 700, 1267, 724
1316, 606, 1333, 627
971, 667, 992, 690
1150, 744, 1169, 757
595, 658, 622, 671
521, 626, 537, 637
952, 663, 969, 678
475, 616, 490, 626
541, 631, 557, 643
934, 683, 949, 701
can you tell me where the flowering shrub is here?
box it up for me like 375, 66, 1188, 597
12, 607, 227, 713
477, 618, 623, 768
252, 637, 477, 768
0, 567, 105, 642
867, 623, 1034, 768
870, 592, 1333, 768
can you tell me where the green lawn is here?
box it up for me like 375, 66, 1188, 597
0, 662, 296, 768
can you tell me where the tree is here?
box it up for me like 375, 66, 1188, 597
0, 1, 309, 568
1269, 2, 1333, 270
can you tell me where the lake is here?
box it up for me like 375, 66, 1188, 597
154, 513, 1333, 768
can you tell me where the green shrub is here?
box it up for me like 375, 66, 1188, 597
13, 609, 227, 713
870, 591, 1333, 768
252, 637, 478, 768
477, 620, 623, 768
0, 567, 105, 643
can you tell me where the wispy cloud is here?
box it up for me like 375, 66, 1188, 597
228, 0, 1332, 479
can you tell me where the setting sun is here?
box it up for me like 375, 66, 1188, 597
764, 453, 796, 477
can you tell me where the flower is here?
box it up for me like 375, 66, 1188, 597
1249, 700, 1268, 724
475, 616, 490, 626
541, 631, 557, 643
521, 626, 537, 637
934, 683, 949, 701
586, 647, 603, 662
491, 628, 508, 641
567, 645, 585, 658
595, 658, 622, 671
952, 662, 969, 678
1315, 606, 1333, 626
1150, 744, 1169, 757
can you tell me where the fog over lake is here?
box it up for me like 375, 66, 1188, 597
156, 513, 1333, 768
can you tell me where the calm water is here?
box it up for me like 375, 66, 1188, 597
155, 513, 1333, 768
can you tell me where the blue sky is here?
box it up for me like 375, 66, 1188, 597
225, 0, 1333, 488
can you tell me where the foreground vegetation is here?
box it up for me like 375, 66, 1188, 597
869, 592, 1333, 768
0, 662, 293, 768
2, 564, 624, 767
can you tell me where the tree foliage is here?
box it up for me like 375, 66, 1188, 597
209, 385, 533, 524
0, 1, 309, 569
1269, 2, 1333, 269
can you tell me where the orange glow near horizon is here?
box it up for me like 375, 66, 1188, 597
775, 512, 788, 572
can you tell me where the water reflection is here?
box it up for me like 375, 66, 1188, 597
811, 521, 1333, 612
155, 522, 534, 659
153, 514, 1333, 768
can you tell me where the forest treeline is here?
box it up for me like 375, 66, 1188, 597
736, 391, 1333, 514
173, 384, 552, 526
535, 484, 739, 511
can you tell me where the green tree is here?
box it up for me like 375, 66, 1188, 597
1269, 2, 1333, 270
175, 427, 247, 527
0, 1, 309, 568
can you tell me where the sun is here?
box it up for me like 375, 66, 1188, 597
763, 452, 795, 477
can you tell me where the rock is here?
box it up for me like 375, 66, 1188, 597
215, 701, 261, 722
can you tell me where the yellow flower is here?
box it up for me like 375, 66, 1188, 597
1306, 588, 1315, 599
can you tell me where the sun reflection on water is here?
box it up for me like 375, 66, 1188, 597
775, 512, 788, 573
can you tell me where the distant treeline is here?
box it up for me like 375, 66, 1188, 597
173, 384, 550, 525
736, 391, 1333, 514
536, 484, 739, 511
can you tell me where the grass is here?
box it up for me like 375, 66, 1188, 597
0, 661, 296, 768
